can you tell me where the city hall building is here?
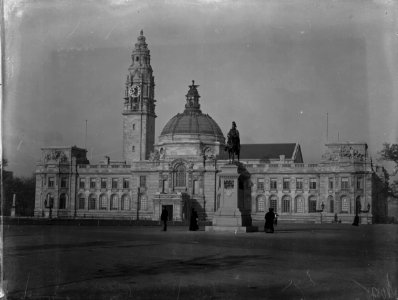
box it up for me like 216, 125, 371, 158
34, 31, 388, 224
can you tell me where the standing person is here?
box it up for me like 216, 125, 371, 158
352, 214, 359, 226
161, 207, 168, 231
189, 208, 199, 231
264, 208, 275, 233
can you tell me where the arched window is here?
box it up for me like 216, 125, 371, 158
100, 194, 107, 210
282, 195, 291, 213
89, 194, 96, 210
341, 196, 349, 213
328, 196, 334, 213
121, 194, 130, 210
269, 195, 278, 212
308, 196, 317, 213
59, 193, 67, 209
78, 193, 85, 210
256, 195, 265, 212
295, 196, 304, 213
45, 194, 54, 208
110, 194, 118, 210
174, 164, 186, 187
140, 195, 147, 210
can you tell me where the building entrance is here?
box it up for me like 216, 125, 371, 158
162, 205, 173, 221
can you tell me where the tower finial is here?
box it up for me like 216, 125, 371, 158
140, 29, 143, 36
192, 80, 195, 86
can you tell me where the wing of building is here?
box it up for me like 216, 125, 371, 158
34, 31, 388, 224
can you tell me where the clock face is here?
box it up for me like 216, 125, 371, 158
128, 84, 141, 97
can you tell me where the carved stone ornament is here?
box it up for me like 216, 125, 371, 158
149, 150, 160, 161
45, 150, 68, 163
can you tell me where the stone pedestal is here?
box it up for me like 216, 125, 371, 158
206, 164, 257, 233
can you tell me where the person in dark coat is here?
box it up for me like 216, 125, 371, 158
189, 208, 199, 231
161, 207, 169, 231
264, 208, 275, 233
352, 214, 359, 226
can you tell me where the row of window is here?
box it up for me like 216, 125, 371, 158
47, 176, 147, 189
47, 177, 68, 188
256, 177, 363, 191
78, 193, 147, 211
78, 176, 146, 190
255, 195, 352, 214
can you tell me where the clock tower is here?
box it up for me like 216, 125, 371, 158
123, 30, 156, 162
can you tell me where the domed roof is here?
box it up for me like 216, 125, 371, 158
160, 81, 225, 142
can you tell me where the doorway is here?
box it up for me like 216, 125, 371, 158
162, 205, 173, 221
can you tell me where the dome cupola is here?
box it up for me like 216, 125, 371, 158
157, 81, 225, 159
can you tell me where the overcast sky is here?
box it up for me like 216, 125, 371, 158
3, 0, 398, 176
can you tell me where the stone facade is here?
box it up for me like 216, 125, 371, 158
34, 31, 388, 224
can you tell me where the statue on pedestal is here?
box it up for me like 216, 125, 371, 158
225, 121, 240, 163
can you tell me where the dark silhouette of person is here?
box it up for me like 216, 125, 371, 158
189, 208, 199, 231
352, 214, 359, 226
161, 207, 169, 231
264, 208, 275, 233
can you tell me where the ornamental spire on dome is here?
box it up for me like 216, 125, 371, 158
184, 80, 201, 113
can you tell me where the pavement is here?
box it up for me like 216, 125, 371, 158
3, 223, 398, 299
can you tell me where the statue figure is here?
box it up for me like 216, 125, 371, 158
225, 121, 240, 163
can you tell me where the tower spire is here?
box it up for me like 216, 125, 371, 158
123, 31, 156, 162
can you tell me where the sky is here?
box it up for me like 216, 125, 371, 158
3, 0, 398, 176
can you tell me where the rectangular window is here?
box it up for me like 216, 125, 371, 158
341, 178, 349, 190
123, 178, 129, 189
112, 178, 118, 189
90, 178, 96, 189
48, 177, 55, 188
257, 178, 264, 190
296, 178, 303, 190
283, 178, 290, 190
328, 178, 334, 190
162, 180, 169, 193
60, 177, 68, 188
309, 178, 317, 190
79, 197, 85, 210
193, 180, 200, 195
79, 178, 85, 189
270, 178, 277, 190
356, 177, 362, 189
140, 176, 146, 188
101, 178, 107, 189
132, 146, 135, 152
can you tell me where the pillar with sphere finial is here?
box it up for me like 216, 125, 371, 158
11, 194, 16, 217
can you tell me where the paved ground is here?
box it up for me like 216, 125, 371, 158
3, 223, 398, 299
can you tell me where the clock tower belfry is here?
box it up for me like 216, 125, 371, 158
123, 30, 156, 162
